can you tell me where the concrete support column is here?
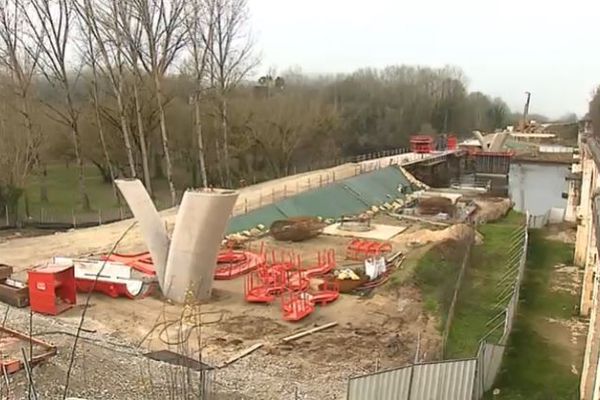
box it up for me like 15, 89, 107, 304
582, 270, 599, 399
576, 158, 595, 266
164, 189, 238, 302
565, 163, 582, 223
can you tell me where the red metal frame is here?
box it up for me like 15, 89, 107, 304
281, 290, 315, 321
215, 246, 266, 280
346, 239, 392, 261
309, 280, 340, 306
28, 264, 76, 316
75, 279, 154, 299
102, 252, 156, 276
410, 135, 434, 154
0, 326, 56, 374
301, 249, 336, 279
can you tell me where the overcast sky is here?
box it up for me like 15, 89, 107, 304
247, 0, 599, 119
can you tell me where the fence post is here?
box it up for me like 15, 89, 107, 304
4, 205, 8, 227
98, 209, 102, 226
244, 198, 248, 214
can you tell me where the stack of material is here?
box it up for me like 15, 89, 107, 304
0, 265, 28, 307
270, 217, 326, 242
417, 196, 454, 216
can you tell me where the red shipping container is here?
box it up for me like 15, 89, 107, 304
28, 264, 76, 316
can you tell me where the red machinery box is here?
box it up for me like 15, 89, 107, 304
28, 264, 76, 316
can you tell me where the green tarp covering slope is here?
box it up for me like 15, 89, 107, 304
226, 166, 413, 234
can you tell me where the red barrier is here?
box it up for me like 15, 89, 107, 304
281, 290, 314, 321
346, 239, 392, 260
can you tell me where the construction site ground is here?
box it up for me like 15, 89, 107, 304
0, 198, 509, 399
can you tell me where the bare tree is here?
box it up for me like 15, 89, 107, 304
184, 0, 214, 188
76, 6, 119, 202
205, 0, 256, 187
74, 0, 138, 182
126, 0, 188, 205
21, 0, 91, 210
112, 0, 154, 195
0, 0, 41, 190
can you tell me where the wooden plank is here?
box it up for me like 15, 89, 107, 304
281, 322, 338, 343
222, 343, 263, 367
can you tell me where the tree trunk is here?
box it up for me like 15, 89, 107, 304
194, 93, 208, 188
71, 122, 90, 211
116, 79, 137, 179
220, 96, 231, 187
40, 165, 48, 204
65, 90, 90, 211
132, 81, 153, 196
91, 72, 119, 202
154, 72, 177, 205
214, 128, 225, 187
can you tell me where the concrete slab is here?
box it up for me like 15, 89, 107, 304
322, 223, 407, 240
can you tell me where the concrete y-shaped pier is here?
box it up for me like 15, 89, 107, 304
115, 179, 238, 302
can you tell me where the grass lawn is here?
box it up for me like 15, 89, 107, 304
445, 211, 525, 358
412, 238, 468, 331
486, 230, 580, 399
17, 164, 172, 224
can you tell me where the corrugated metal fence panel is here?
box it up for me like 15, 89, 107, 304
347, 366, 412, 400
226, 205, 288, 234
275, 184, 368, 219
481, 343, 505, 392
410, 359, 477, 400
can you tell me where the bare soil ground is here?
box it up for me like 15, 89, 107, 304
0, 195, 510, 399
0, 212, 450, 399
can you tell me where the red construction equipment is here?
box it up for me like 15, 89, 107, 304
447, 134, 458, 150
215, 247, 266, 280
410, 135, 434, 154
310, 281, 340, 306
281, 290, 315, 322
101, 252, 156, 276
301, 249, 336, 279
346, 239, 392, 261
28, 264, 76, 316
0, 326, 56, 374
53, 256, 155, 299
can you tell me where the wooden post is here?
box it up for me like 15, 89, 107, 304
98, 209, 102, 225
244, 198, 248, 214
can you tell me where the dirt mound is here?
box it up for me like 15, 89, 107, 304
418, 196, 454, 215
393, 224, 474, 247
473, 198, 512, 223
